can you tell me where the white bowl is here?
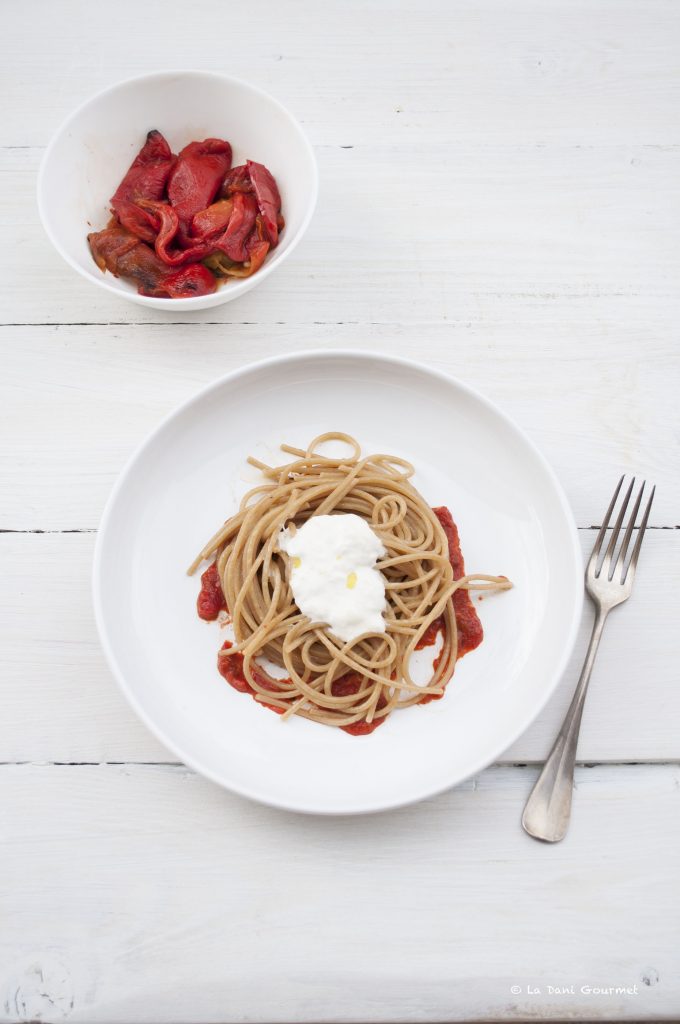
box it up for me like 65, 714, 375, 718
37, 71, 318, 311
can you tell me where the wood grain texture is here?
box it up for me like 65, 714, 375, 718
1, 763, 678, 1022
2, 324, 678, 530
2, 0, 680, 1019
0, 530, 677, 765
3, 0, 680, 149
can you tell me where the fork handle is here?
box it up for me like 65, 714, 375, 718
521, 606, 609, 843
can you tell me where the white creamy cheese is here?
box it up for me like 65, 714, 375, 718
278, 513, 387, 643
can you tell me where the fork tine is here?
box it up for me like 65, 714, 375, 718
624, 485, 655, 583
587, 475, 624, 574
600, 477, 635, 578
612, 481, 645, 580
602, 477, 639, 577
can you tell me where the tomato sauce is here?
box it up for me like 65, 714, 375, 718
415, 616, 443, 650
217, 641, 287, 714
432, 506, 484, 656
332, 672, 388, 736
196, 563, 227, 621
417, 649, 446, 705
414, 507, 484, 706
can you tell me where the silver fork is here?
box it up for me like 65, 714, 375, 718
522, 476, 655, 843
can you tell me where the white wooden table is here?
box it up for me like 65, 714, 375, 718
2, 2, 679, 1021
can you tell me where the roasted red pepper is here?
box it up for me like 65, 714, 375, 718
221, 164, 253, 195
221, 161, 282, 247
218, 192, 259, 262
138, 201, 209, 266
88, 224, 216, 297
205, 237, 270, 279
222, 216, 270, 276
239, 237, 270, 276
110, 130, 176, 244
247, 160, 282, 247
142, 195, 260, 267
88, 224, 171, 293
90, 131, 282, 297
191, 198, 234, 238
166, 138, 232, 241
145, 263, 216, 299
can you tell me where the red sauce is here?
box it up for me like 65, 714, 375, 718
332, 672, 388, 736
415, 616, 443, 650
197, 563, 227, 621
432, 506, 483, 656
341, 718, 385, 736
415, 507, 484, 706
418, 648, 446, 704
217, 641, 287, 714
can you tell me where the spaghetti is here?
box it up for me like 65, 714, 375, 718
188, 433, 511, 734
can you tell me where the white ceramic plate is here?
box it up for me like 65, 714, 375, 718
94, 351, 583, 814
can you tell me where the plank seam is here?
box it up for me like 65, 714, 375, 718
2, 526, 678, 534
0, 760, 677, 769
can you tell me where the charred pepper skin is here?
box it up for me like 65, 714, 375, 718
89, 131, 283, 296
87, 224, 216, 298
110, 130, 176, 243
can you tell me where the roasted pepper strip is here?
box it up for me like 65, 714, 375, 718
225, 238, 270, 277
143, 195, 258, 266
166, 138, 232, 242
143, 263, 217, 298
138, 200, 214, 266
246, 160, 281, 247
88, 224, 173, 294
217, 192, 258, 262
110, 130, 176, 244
191, 198, 234, 238
220, 164, 253, 196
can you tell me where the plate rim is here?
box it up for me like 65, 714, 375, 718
92, 349, 584, 814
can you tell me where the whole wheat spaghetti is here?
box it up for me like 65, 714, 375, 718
188, 434, 511, 733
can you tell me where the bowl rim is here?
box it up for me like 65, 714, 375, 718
36, 69, 319, 311
92, 347, 584, 815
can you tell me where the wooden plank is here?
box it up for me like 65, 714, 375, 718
1, 323, 677, 530
0, 762, 677, 1022
0, 530, 677, 765
3, 0, 680, 148
6, 141, 680, 326
2, 3, 679, 1020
